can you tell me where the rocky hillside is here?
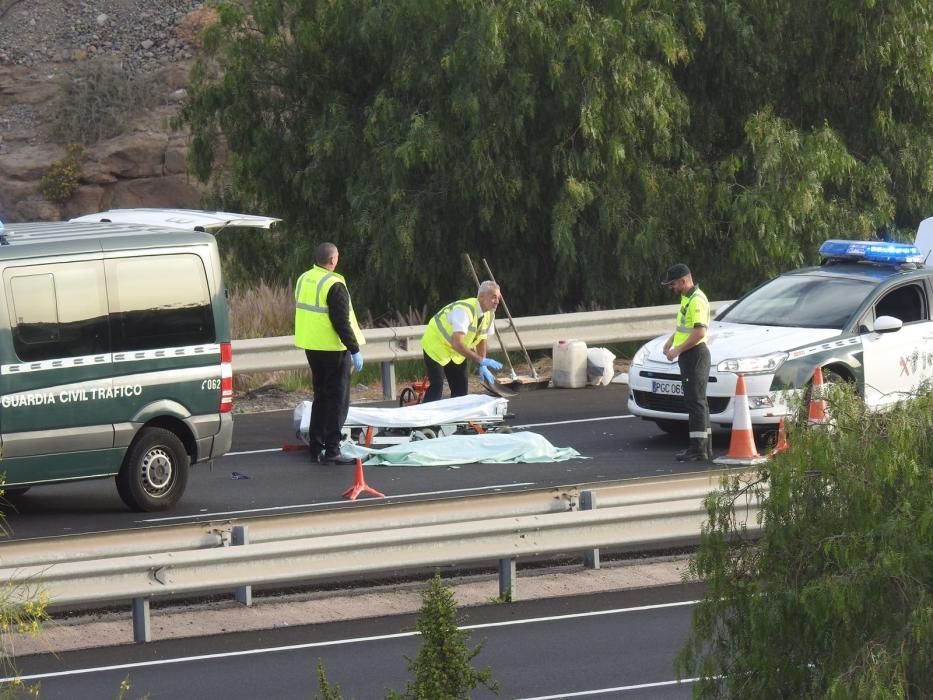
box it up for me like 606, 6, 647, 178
0, 0, 216, 222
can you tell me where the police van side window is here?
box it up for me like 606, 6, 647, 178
7, 262, 109, 362
105, 254, 215, 352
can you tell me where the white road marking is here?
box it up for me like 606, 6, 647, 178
139, 483, 536, 522
226, 447, 284, 456
513, 414, 634, 429
1, 599, 698, 683
517, 677, 699, 698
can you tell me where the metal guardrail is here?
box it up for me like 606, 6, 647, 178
0, 470, 759, 618
231, 302, 735, 385
0, 470, 742, 569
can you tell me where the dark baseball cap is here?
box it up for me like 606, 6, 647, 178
661, 263, 691, 285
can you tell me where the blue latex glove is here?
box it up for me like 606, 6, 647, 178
351, 352, 363, 373
479, 357, 503, 371
478, 365, 496, 384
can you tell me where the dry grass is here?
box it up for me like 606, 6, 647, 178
228, 281, 295, 339
228, 282, 299, 396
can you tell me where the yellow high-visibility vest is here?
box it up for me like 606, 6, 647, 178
421, 297, 491, 365
294, 265, 364, 350
672, 287, 709, 347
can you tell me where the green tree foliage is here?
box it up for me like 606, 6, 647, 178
668, 0, 933, 297
386, 571, 498, 699
179, 1, 933, 316
677, 387, 933, 698
179, 0, 699, 311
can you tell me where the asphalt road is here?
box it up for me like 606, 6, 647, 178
1, 384, 733, 540
9, 583, 703, 700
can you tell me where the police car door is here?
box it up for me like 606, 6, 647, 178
859, 280, 933, 409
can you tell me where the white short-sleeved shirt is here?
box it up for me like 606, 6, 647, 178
445, 307, 471, 334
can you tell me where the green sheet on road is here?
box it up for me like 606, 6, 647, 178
342, 431, 582, 466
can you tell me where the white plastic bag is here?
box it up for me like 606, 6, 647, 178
586, 347, 616, 386
293, 400, 312, 444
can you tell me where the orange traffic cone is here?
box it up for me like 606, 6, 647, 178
341, 458, 385, 501
808, 366, 829, 427
715, 374, 768, 466
768, 419, 789, 457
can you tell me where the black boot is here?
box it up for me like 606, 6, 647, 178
322, 448, 355, 465
676, 438, 709, 462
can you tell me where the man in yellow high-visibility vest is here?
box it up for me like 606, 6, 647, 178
420, 281, 504, 402
294, 242, 365, 464
661, 263, 711, 461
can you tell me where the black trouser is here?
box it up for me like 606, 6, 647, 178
305, 349, 351, 453
423, 352, 469, 403
678, 344, 711, 439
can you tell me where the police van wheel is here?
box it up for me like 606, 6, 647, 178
117, 428, 190, 512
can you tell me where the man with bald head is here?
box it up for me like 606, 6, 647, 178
294, 242, 365, 464
420, 281, 504, 402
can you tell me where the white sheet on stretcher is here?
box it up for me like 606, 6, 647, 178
293, 395, 508, 439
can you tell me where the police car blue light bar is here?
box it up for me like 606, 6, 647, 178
819, 239, 923, 264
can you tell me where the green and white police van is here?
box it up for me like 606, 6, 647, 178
628, 218, 933, 433
0, 209, 278, 511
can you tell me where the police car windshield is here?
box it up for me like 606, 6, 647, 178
719, 274, 875, 329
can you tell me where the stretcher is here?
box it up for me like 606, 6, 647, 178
293, 395, 512, 448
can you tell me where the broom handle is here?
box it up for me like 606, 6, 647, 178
481, 258, 538, 378
463, 255, 517, 378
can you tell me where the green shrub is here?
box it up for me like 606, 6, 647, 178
39, 144, 85, 203
678, 385, 933, 698
387, 572, 499, 699
47, 58, 158, 145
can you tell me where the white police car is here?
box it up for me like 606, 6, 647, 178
628, 218, 933, 433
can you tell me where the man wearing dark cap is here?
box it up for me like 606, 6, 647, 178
661, 263, 711, 461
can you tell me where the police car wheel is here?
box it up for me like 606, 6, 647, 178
117, 427, 190, 512
797, 366, 850, 423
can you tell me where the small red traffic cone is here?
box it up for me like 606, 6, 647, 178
341, 458, 385, 501
768, 419, 789, 457
808, 366, 829, 427
715, 374, 768, 466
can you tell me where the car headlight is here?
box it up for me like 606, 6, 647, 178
717, 351, 788, 375
631, 345, 650, 367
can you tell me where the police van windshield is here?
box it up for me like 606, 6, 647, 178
718, 274, 875, 329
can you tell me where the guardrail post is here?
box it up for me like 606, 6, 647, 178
132, 598, 151, 643
498, 558, 516, 601
381, 361, 397, 401
581, 490, 600, 569
233, 525, 252, 606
